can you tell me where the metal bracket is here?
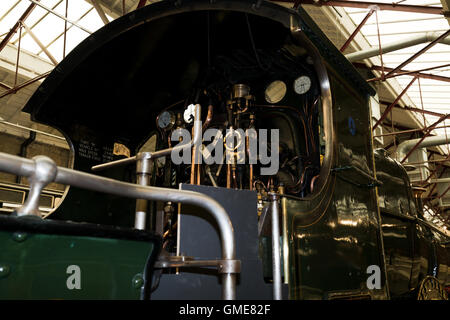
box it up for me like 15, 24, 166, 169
155, 255, 241, 274
17, 156, 57, 217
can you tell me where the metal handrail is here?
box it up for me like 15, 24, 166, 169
0, 150, 238, 300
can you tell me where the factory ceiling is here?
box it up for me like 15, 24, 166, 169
0, 0, 449, 231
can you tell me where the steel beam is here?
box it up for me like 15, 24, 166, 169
275, 0, 445, 15
12, 0, 64, 46
372, 76, 418, 131
90, 0, 110, 25
137, 0, 147, 9
378, 100, 447, 118
0, 82, 12, 90
400, 115, 450, 163
384, 29, 450, 78
340, 8, 375, 52
22, 23, 58, 65
355, 63, 450, 83
0, 71, 51, 99
37, 7, 94, 57
27, 0, 92, 34
374, 125, 450, 138
0, 1, 39, 54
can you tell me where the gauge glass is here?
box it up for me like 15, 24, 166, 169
157, 111, 175, 130
294, 76, 311, 95
265, 80, 287, 104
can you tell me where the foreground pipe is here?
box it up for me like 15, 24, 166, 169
396, 135, 450, 162
0, 151, 237, 300
135, 156, 152, 230
346, 31, 450, 62
270, 193, 282, 300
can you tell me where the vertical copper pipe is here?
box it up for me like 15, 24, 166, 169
202, 104, 214, 132
249, 164, 253, 190
190, 127, 197, 185
226, 164, 231, 188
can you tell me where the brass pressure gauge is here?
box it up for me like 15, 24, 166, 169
265, 80, 287, 104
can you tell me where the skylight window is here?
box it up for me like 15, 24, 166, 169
0, 0, 112, 66
344, 0, 450, 153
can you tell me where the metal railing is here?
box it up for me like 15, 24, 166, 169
0, 151, 238, 299
0, 105, 239, 299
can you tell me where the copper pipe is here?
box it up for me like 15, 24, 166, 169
190, 155, 196, 185
202, 104, 214, 132
190, 127, 197, 185
249, 164, 253, 190
310, 175, 320, 193
227, 164, 231, 188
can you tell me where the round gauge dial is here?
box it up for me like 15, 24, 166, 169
294, 75, 311, 95
157, 110, 175, 130
265, 80, 287, 104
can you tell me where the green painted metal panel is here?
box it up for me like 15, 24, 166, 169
0, 231, 154, 299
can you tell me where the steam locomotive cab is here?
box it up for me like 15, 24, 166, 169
0, 0, 447, 300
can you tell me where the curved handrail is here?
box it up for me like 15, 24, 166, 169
0, 151, 237, 300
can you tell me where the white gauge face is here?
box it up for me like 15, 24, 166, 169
157, 111, 175, 130
294, 76, 311, 95
265, 80, 287, 104
183, 104, 196, 124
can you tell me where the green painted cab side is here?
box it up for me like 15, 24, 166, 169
0, 230, 156, 299
286, 70, 388, 300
